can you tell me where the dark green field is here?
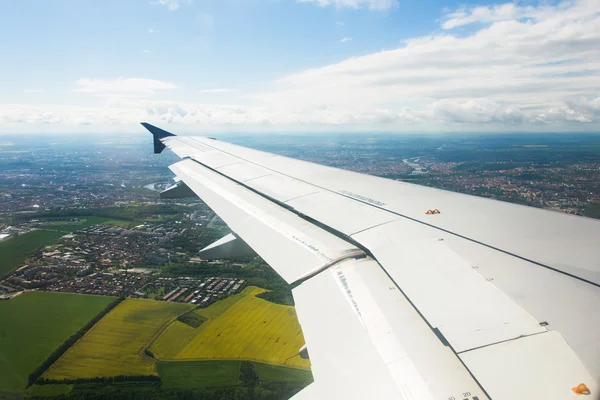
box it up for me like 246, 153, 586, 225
157, 361, 241, 389
0, 292, 115, 394
583, 203, 600, 219
157, 361, 312, 390
38, 215, 140, 233
27, 384, 73, 397
36, 216, 139, 231
177, 310, 208, 328
253, 363, 313, 383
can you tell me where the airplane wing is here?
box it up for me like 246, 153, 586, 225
142, 123, 599, 400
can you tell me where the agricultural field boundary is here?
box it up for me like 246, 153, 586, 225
141, 307, 197, 362
43, 298, 193, 380
0, 292, 115, 394
28, 297, 125, 386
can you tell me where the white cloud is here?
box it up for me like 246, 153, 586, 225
153, 0, 181, 11
3, 0, 600, 132
430, 99, 526, 124
442, 3, 526, 30
199, 88, 236, 93
74, 78, 176, 96
263, 0, 600, 128
340, 37, 352, 43
0, 101, 422, 130
148, 28, 158, 33
336, 21, 345, 26
297, 0, 398, 11
0, 104, 139, 127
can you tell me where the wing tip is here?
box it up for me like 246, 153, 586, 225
140, 122, 175, 154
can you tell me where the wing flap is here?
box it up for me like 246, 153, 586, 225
460, 331, 598, 400
293, 257, 488, 400
354, 223, 546, 352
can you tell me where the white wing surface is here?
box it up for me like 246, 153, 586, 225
142, 123, 600, 399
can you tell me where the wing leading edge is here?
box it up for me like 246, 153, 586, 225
142, 123, 599, 399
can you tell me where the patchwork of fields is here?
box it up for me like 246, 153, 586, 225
0, 292, 115, 393
0, 285, 310, 394
151, 286, 309, 369
44, 299, 193, 380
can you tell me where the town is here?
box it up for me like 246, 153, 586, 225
0, 217, 247, 304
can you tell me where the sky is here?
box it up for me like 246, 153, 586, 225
1, 0, 599, 134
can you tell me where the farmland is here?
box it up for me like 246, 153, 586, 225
157, 360, 312, 389
157, 361, 242, 389
0, 292, 114, 394
44, 299, 193, 380
253, 363, 313, 383
150, 286, 310, 370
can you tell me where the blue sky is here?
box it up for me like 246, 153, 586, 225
1, 0, 599, 133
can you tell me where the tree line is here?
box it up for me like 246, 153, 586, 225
27, 296, 126, 386
31, 384, 308, 400
14, 204, 191, 224
36, 375, 161, 385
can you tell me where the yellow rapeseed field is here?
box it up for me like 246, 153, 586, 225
44, 299, 193, 380
151, 287, 309, 369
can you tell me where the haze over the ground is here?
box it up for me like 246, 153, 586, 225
1, 0, 599, 134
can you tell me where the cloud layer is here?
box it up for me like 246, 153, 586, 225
267, 0, 600, 127
2, 0, 600, 132
74, 78, 177, 95
297, 0, 398, 11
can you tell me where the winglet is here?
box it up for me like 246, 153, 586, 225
140, 122, 176, 154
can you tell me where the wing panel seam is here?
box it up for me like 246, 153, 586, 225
457, 330, 548, 355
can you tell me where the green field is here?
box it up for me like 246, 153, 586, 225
157, 361, 242, 389
35, 216, 140, 231
27, 384, 73, 397
252, 363, 313, 383
0, 216, 138, 278
44, 299, 193, 380
0, 292, 115, 394
157, 361, 312, 389
583, 203, 600, 219
150, 287, 309, 369
178, 310, 208, 328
